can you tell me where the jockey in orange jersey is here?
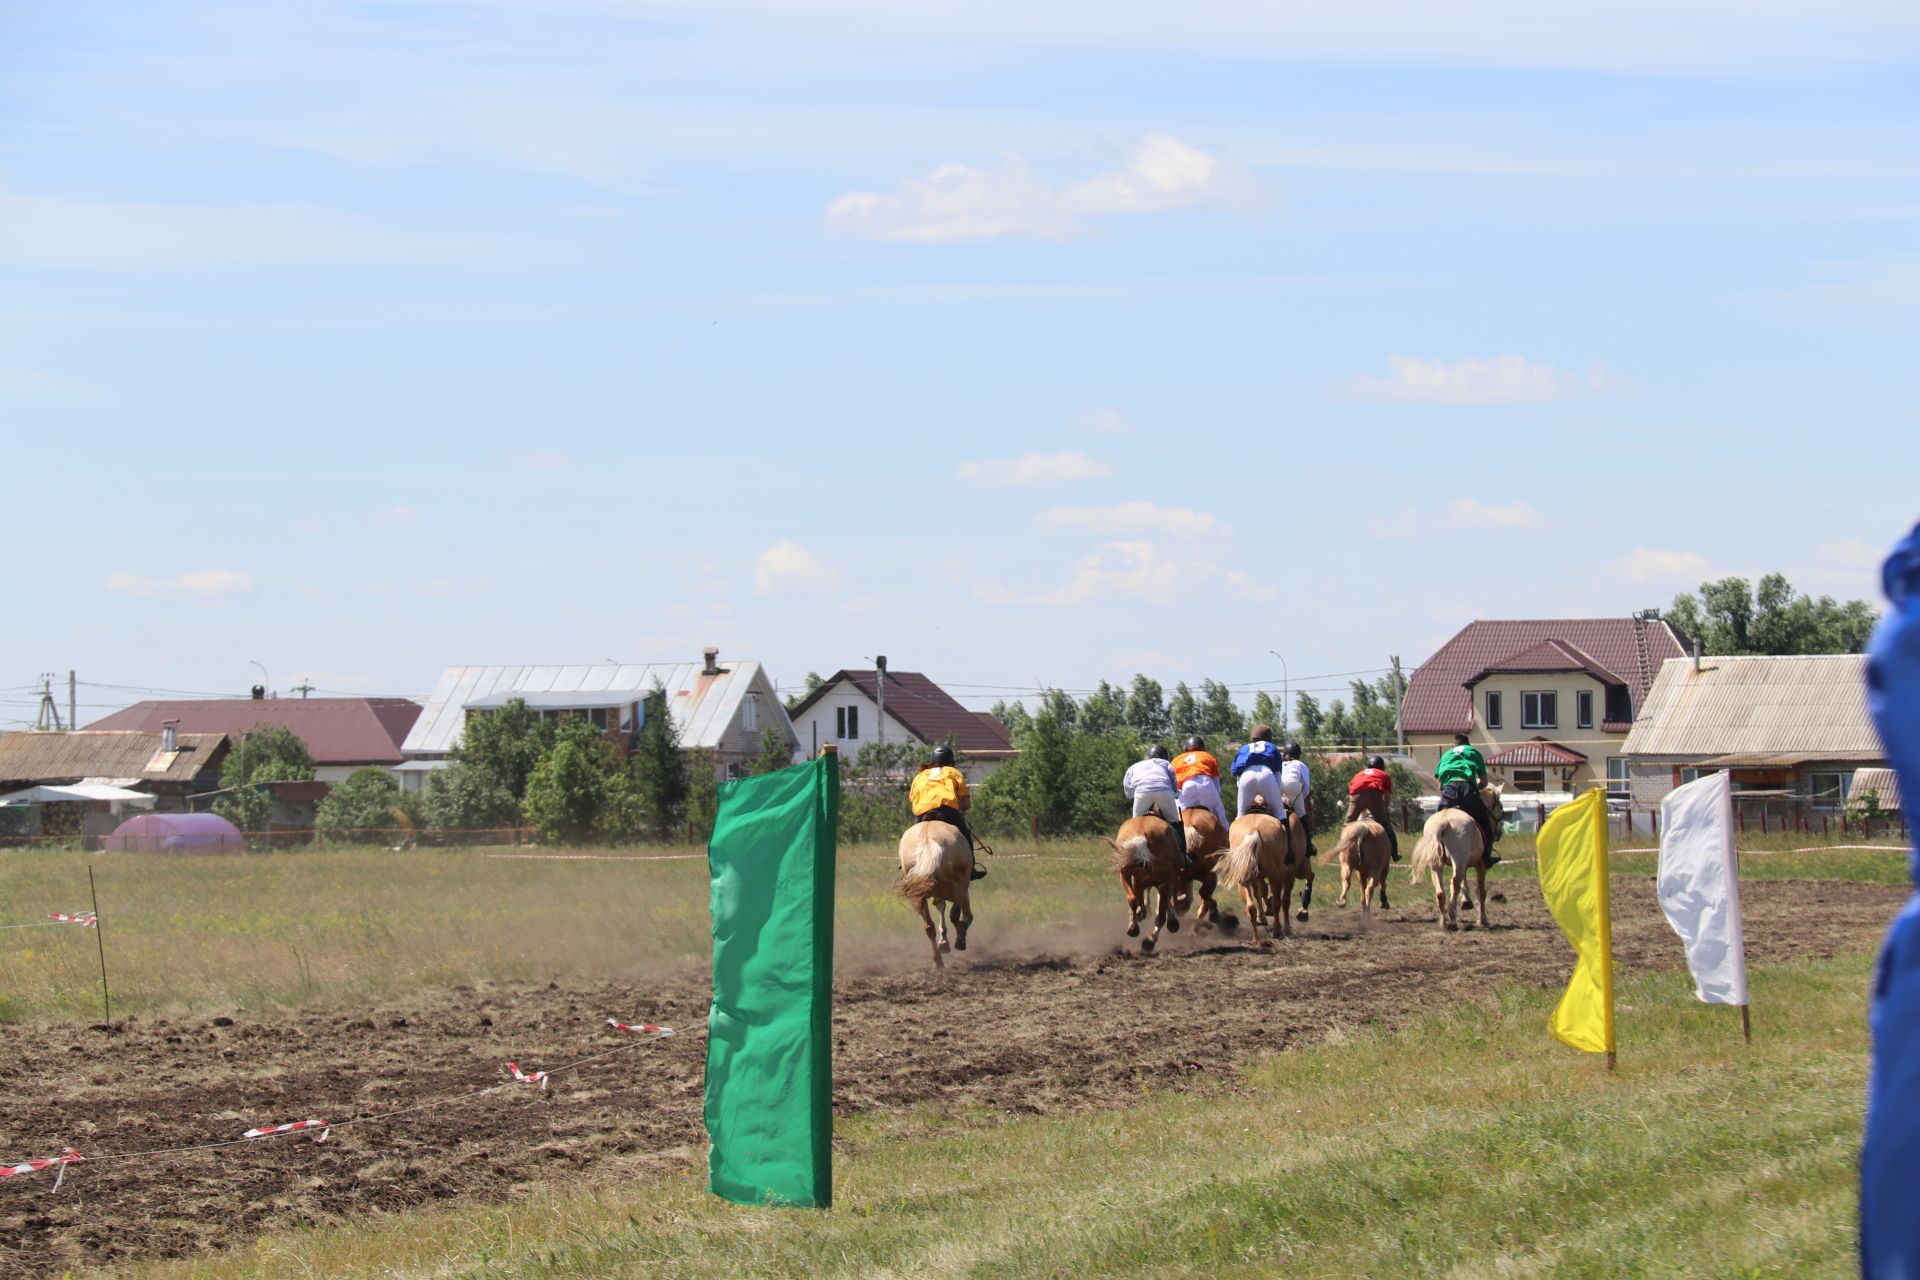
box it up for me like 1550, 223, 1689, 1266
1173, 735, 1229, 830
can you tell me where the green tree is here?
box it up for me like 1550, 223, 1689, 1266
213, 724, 315, 831
524, 723, 635, 844
1309, 754, 1425, 835
990, 698, 1033, 744
1293, 692, 1326, 744
1064, 726, 1141, 832
981, 701, 1074, 836
1124, 675, 1170, 739
421, 761, 518, 837
1167, 682, 1199, 740
1079, 680, 1127, 735
683, 748, 720, 843
1249, 690, 1283, 738
1039, 687, 1079, 733
1196, 678, 1245, 742
315, 767, 415, 843
1346, 677, 1399, 748
1322, 699, 1357, 747
785, 672, 826, 714
453, 697, 553, 804
749, 724, 795, 776
1669, 573, 1876, 656
630, 687, 690, 841
836, 740, 928, 843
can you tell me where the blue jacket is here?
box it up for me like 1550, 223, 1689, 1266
1231, 740, 1283, 777
1863, 519, 1920, 1279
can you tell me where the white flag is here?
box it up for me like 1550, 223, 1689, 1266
1658, 771, 1748, 1005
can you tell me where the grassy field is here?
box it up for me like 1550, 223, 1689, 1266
0, 838, 1908, 1022
122, 954, 1871, 1279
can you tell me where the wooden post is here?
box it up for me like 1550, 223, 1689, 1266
1761, 808, 1769, 836
1822, 813, 1828, 838
88, 864, 111, 1026
1652, 807, 1659, 839
1740, 1005, 1752, 1045
1606, 1049, 1617, 1072
819, 743, 838, 758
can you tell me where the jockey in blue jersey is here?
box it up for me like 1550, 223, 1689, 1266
1231, 723, 1287, 819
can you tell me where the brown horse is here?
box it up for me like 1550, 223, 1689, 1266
1107, 813, 1184, 953
1324, 816, 1392, 918
898, 821, 975, 967
1407, 784, 1506, 931
1177, 806, 1231, 930
1218, 798, 1300, 944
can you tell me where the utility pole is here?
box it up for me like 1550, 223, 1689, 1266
1266, 651, 1289, 737
874, 655, 887, 750
1390, 655, 1406, 753
291, 681, 316, 698
36, 673, 63, 731
68, 670, 76, 731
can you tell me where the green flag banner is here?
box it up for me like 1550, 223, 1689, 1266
704, 750, 838, 1208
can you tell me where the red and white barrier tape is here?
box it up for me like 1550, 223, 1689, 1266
1, 1148, 83, 1191
48, 912, 97, 927
243, 1119, 329, 1143
505, 1061, 548, 1090
608, 1018, 675, 1037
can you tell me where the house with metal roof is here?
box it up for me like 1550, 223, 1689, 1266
1399, 613, 1687, 799
87, 696, 421, 784
784, 663, 1018, 780
402, 648, 794, 783
1620, 653, 1884, 812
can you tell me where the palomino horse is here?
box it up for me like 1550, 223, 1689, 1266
1107, 812, 1184, 953
1407, 784, 1507, 931
1324, 816, 1392, 918
898, 821, 975, 967
1284, 805, 1316, 923
1217, 798, 1303, 944
1177, 806, 1231, 930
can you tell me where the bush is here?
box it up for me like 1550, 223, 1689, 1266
422, 761, 519, 835
315, 768, 417, 843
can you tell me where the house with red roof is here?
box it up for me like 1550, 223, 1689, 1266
785, 663, 1018, 780
1399, 613, 1687, 798
87, 696, 421, 784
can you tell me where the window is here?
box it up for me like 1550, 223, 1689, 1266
1513, 769, 1547, 793
1607, 756, 1630, 798
836, 705, 860, 740
1605, 685, 1632, 724
743, 693, 759, 732
1577, 690, 1594, 730
1484, 692, 1503, 730
1805, 771, 1852, 810
586, 706, 611, 732
1522, 691, 1558, 730
1680, 766, 1717, 785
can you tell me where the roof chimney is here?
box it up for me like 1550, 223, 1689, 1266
1693, 637, 1703, 672
251, 684, 266, 700
162, 720, 178, 753
702, 647, 720, 676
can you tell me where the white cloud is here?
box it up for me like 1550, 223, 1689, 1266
1034, 502, 1222, 538
753, 539, 839, 594
1613, 548, 1711, 584
1079, 407, 1133, 434
105, 568, 253, 598
369, 504, 419, 527
1339, 355, 1587, 404
825, 132, 1261, 241
956, 451, 1113, 487
1444, 498, 1545, 529
976, 540, 1272, 606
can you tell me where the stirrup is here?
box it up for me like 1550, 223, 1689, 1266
970, 865, 988, 880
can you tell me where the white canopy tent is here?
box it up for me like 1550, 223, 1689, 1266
0, 782, 159, 811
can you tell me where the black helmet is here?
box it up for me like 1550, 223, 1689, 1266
1184, 735, 1205, 752
1369, 755, 1387, 770
1249, 723, 1274, 742
930, 744, 955, 767
1146, 743, 1170, 761
1285, 741, 1303, 759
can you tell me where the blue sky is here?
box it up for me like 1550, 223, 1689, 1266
2, 1, 1916, 722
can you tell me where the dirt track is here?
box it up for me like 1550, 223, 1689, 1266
2, 877, 1904, 1276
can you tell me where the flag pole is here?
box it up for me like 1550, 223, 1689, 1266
88, 863, 111, 1026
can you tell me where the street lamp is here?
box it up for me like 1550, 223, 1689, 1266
1266, 650, 1289, 737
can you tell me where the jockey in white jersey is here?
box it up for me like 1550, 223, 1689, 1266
1279, 741, 1312, 827
1122, 744, 1191, 869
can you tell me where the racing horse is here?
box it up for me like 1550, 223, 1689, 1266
1217, 797, 1305, 944
1177, 805, 1232, 930
898, 820, 975, 967
1323, 815, 1393, 919
1407, 783, 1507, 931
1107, 809, 1185, 953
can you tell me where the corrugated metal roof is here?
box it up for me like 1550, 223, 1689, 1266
1849, 767, 1902, 810
1621, 655, 1883, 761
87, 698, 420, 766
1402, 617, 1685, 735
403, 662, 778, 755
0, 731, 226, 785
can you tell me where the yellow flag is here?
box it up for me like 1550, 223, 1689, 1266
1535, 789, 1614, 1055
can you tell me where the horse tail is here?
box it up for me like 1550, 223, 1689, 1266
1107, 834, 1153, 874
1218, 829, 1262, 891
1407, 821, 1444, 883
1321, 823, 1355, 869
898, 830, 946, 906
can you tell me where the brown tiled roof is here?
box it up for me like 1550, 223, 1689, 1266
87, 698, 421, 766
0, 731, 227, 786
788, 670, 1019, 758
1402, 617, 1686, 735
1487, 737, 1588, 767
1464, 638, 1623, 688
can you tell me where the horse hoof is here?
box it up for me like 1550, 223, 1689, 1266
1219, 913, 1240, 931
1126, 923, 1140, 937
1295, 911, 1309, 924
954, 936, 967, 952
1166, 914, 1181, 934
1141, 937, 1156, 954
1444, 920, 1458, 932
938, 940, 950, 953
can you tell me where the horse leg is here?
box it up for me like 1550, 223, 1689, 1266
1163, 868, 1181, 934
917, 899, 942, 968
1376, 866, 1390, 912
954, 884, 972, 951
1475, 863, 1489, 930
1338, 857, 1353, 908
936, 899, 952, 953
1142, 882, 1164, 954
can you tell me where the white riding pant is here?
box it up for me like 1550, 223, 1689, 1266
1177, 777, 1228, 829
1132, 790, 1180, 824
1236, 767, 1285, 820
1280, 771, 1308, 820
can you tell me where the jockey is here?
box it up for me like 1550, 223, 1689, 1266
1230, 723, 1287, 820
1173, 735, 1229, 830
1346, 755, 1400, 862
1435, 732, 1500, 866
910, 744, 986, 880
1279, 741, 1312, 829
1123, 744, 1191, 869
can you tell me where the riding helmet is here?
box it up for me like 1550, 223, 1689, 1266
1184, 735, 1205, 752
930, 744, 955, 766
1146, 743, 1170, 760
1368, 755, 1387, 770
1285, 741, 1303, 759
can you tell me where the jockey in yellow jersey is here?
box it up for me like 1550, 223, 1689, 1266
910, 744, 986, 880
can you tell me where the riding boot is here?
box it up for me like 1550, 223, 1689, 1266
970, 850, 987, 880
1170, 817, 1193, 874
